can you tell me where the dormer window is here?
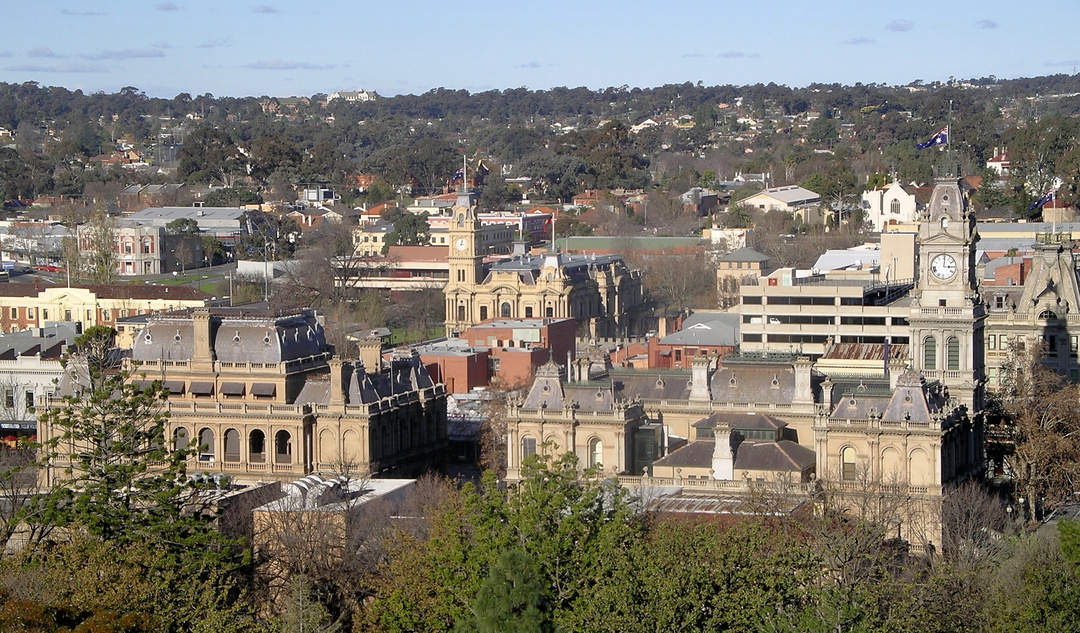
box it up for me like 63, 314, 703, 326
144, 332, 152, 344
655, 377, 665, 389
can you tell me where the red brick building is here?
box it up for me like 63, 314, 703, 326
415, 318, 577, 393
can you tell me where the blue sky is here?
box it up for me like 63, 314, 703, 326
0, 0, 1076, 98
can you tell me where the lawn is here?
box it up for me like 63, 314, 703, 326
389, 326, 444, 345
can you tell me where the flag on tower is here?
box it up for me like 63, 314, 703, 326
916, 126, 949, 149
1029, 190, 1054, 210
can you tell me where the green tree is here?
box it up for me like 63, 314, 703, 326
382, 213, 430, 253
203, 187, 262, 208
462, 548, 552, 633
165, 217, 201, 235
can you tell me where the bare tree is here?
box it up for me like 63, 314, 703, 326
994, 343, 1080, 522
82, 211, 117, 284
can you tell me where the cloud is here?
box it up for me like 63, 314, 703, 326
841, 37, 875, 45
197, 39, 230, 49
886, 19, 913, 32
152, 42, 172, 49
29, 47, 64, 58
516, 61, 542, 69
717, 50, 759, 59
5, 63, 106, 73
60, 8, 106, 16
82, 48, 166, 60
251, 4, 277, 13
975, 19, 997, 29
155, 1, 180, 10
244, 60, 335, 70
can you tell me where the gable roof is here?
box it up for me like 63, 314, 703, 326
718, 247, 769, 263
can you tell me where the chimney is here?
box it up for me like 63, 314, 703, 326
711, 421, 734, 480
793, 356, 813, 405
887, 358, 905, 390
357, 337, 382, 373
821, 376, 834, 409
329, 356, 345, 405
191, 308, 214, 370
689, 355, 712, 401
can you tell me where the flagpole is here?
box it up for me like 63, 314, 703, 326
946, 99, 953, 175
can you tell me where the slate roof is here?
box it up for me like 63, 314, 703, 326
734, 439, 815, 472
693, 412, 787, 432
711, 364, 795, 405
653, 440, 714, 468
659, 312, 739, 347
718, 247, 769, 263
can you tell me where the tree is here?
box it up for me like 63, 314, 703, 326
994, 344, 1080, 522
165, 217, 201, 235
464, 548, 552, 633
382, 213, 430, 253
204, 187, 262, 208
83, 210, 117, 284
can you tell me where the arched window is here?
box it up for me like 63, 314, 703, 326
1039, 309, 1057, 320
890, 199, 901, 215
275, 430, 292, 463
588, 438, 603, 469
249, 429, 265, 462
500, 302, 512, 318
479, 305, 488, 320
946, 337, 960, 371
198, 428, 214, 461
521, 436, 536, 460
173, 427, 189, 451
923, 336, 937, 370
223, 428, 240, 462
841, 446, 857, 481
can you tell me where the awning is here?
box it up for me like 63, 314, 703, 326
162, 380, 185, 394
130, 379, 153, 391
220, 382, 246, 396
251, 382, 276, 397
189, 381, 214, 395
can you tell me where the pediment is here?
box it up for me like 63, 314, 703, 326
921, 232, 967, 246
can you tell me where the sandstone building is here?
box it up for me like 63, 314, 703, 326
442, 193, 647, 338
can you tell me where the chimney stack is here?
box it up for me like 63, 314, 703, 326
329, 356, 345, 405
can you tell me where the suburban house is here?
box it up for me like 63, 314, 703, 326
737, 185, 822, 224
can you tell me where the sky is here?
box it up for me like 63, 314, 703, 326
0, 0, 1077, 99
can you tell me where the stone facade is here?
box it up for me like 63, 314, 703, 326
443, 194, 646, 338
38, 307, 447, 487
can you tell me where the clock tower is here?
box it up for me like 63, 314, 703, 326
908, 171, 986, 411
444, 192, 483, 335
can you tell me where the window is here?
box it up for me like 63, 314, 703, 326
275, 430, 292, 463
224, 429, 240, 462
8, 308, 15, 319
480, 306, 488, 320
1072, 336, 1078, 354
890, 199, 901, 214
588, 438, 603, 469
102, 309, 110, 321
987, 334, 996, 350
249, 430, 266, 461
521, 436, 536, 459
525, 306, 533, 317
545, 307, 553, 318
174, 428, 189, 450
923, 336, 937, 370
24, 391, 33, 409
500, 302, 511, 318
994, 296, 1006, 310
198, 428, 214, 461
63, 310, 71, 321
3, 390, 12, 409
841, 447, 856, 481
457, 305, 465, 321
27, 308, 33, 319
946, 336, 960, 370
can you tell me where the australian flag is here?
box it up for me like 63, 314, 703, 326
451, 168, 464, 182
1029, 190, 1054, 210
916, 126, 948, 149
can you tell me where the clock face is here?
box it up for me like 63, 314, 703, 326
930, 254, 957, 280
454, 238, 468, 252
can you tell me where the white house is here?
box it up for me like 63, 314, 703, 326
861, 180, 919, 232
